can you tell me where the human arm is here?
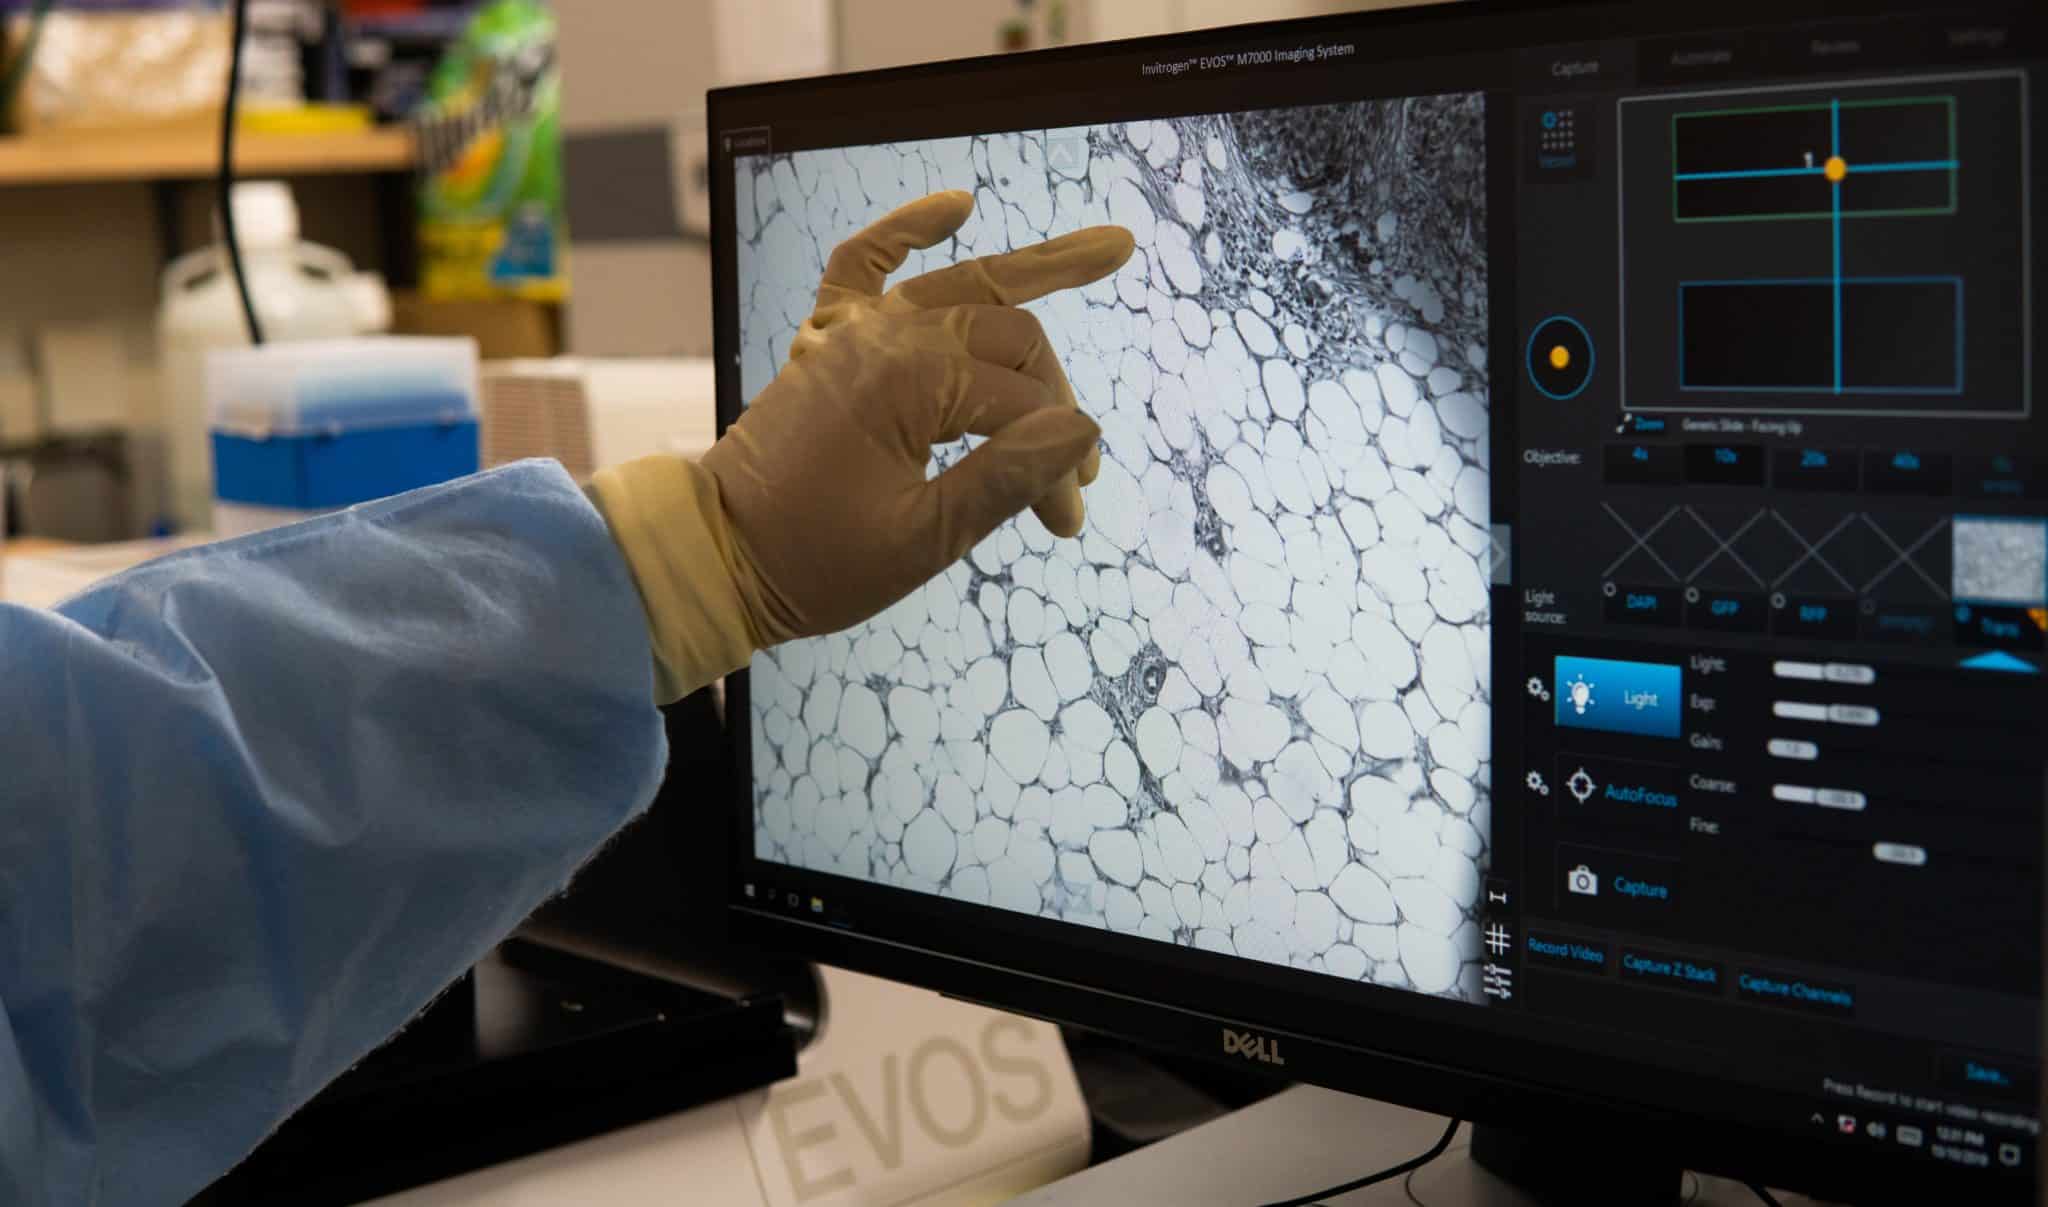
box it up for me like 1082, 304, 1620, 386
0, 461, 666, 1205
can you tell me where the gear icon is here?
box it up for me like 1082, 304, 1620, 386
1526, 676, 1546, 698
1567, 767, 1597, 804
1525, 770, 1549, 796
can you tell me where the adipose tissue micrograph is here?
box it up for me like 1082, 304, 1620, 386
736, 93, 1494, 1002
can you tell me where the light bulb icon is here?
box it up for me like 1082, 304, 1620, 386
1566, 673, 1595, 716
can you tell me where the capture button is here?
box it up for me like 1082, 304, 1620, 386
1554, 656, 1683, 739
1558, 844, 1681, 920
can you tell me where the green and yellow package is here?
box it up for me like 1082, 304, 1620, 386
414, 0, 565, 301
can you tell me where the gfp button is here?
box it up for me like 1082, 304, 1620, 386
1528, 315, 1594, 400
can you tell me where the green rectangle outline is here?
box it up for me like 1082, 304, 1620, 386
1671, 94, 1958, 223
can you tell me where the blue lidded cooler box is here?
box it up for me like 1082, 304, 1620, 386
206, 338, 481, 536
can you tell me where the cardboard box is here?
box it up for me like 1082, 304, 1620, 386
391, 294, 562, 361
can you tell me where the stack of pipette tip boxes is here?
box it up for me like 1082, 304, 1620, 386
205, 337, 481, 537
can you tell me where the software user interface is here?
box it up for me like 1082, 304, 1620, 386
725, 7, 2043, 1183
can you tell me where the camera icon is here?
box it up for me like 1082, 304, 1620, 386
1566, 864, 1599, 897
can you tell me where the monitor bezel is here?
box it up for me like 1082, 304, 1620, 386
708, 2, 2040, 1201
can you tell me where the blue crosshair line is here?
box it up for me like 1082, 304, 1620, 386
1673, 97, 1961, 395
1832, 98, 1841, 394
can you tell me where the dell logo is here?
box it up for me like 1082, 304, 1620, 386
1222, 1027, 1286, 1066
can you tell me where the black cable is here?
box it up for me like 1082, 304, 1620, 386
219, 0, 264, 344
1747, 1183, 1784, 1207
1256, 1116, 1463, 1207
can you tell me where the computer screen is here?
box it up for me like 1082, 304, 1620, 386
713, 2, 2044, 1199
737, 91, 1494, 1000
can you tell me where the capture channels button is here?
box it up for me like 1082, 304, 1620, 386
1773, 447, 1859, 492
1774, 595, 1857, 640
1863, 449, 1954, 496
1554, 656, 1683, 738
1736, 968, 1856, 1016
1605, 583, 1680, 626
1618, 947, 1723, 995
1525, 931, 1609, 974
1687, 588, 1766, 633
1684, 442, 1766, 486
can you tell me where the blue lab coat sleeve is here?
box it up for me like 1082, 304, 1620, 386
0, 459, 669, 1205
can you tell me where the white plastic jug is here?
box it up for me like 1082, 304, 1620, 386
157, 181, 390, 531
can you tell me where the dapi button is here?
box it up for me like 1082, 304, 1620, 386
1605, 584, 1679, 626
1554, 656, 1683, 739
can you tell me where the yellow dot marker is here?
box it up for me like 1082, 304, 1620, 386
1549, 344, 1572, 371
1824, 155, 1849, 183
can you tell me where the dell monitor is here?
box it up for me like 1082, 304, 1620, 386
710, 2, 2046, 1200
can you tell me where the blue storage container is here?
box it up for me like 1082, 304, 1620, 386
205, 337, 480, 534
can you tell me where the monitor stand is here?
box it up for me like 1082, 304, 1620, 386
1462, 1122, 1683, 1203
1008, 1083, 1808, 1205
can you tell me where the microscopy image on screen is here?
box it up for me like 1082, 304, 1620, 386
736, 93, 1492, 1001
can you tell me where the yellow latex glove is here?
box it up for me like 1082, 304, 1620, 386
591, 190, 1136, 702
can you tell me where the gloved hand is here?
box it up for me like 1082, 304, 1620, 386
590, 190, 1135, 702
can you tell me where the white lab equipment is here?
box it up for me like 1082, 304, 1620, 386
157, 181, 392, 531
205, 336, 479, 537
478, 358, 718, 478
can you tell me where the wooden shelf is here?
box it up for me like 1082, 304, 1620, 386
0, 126, 414, 185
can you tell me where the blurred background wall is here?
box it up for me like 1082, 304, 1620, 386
0, 0, 1450, 542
